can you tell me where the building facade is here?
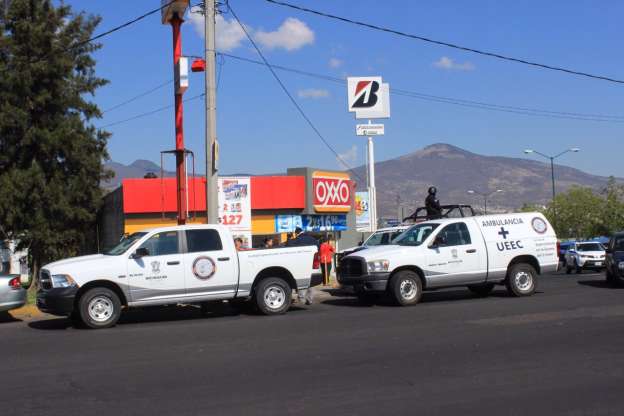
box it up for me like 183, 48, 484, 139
99, 167, 363, 252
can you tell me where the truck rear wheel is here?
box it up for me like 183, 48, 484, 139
77, 287, 122, 329
388, 270, 422, 306
254, 277, 292, 315
467, 283, 495, 297
505, 263, 537, 297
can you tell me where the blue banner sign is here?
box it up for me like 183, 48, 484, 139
302, 215, 347, 232
275, 215, 303, 233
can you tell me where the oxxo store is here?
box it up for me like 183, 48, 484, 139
99, 167, 361, 251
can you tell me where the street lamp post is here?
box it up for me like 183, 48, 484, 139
523, 148, 580, 228
467, 189, 503, 214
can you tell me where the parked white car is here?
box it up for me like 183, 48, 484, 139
338, 213, 558, 305
337, 225, 410, 262
564, 241, 606, 274
37, 224, 320, 328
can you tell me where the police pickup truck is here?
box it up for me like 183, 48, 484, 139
338, 213, 558, 305
37, 224, 319, 328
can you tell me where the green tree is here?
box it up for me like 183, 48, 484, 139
0, 0, 111, 281
600, 176, 624, 235
548, 186, 606, 239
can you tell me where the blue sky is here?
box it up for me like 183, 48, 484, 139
68, 0, 624, 178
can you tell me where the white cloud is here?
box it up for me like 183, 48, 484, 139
337, 145, 358, 167
255, 17, 314, 51
328, 58, 343, 68
188, 7, 246, 51
433, 56, 475, 71
297, 88, 330, 99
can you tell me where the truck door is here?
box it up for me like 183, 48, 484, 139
425, 221, 486, 285
182, 229, 238, 299
127, 230, 186, 302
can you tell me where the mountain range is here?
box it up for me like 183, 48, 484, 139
104, 143, 618, 216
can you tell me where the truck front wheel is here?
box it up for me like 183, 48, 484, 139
254, 278, 292, 315
505, 264, 537, 297
388, 271, 422, 306
77, 287, 122, 329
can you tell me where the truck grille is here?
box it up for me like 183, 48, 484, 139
40, 269, 52, 290
339, 257, 365, 278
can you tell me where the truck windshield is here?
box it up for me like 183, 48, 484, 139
103, 232, 147, 255
393, 223, 439, 246
577, 243, 604, 252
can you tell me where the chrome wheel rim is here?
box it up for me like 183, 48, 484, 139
399, 279, 417, 300
264, 285, 286, 310
88, 296, 114, 322
515, 271, 533, 292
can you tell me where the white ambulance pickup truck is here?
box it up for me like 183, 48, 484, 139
37, 224, 320, 329
337, 213, 558, 305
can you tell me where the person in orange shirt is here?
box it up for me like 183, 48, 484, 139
319, 237, 335, 285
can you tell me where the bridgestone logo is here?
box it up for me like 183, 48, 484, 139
482, 218, 524, 227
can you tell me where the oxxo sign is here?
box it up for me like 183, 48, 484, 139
312, 171, 352, 213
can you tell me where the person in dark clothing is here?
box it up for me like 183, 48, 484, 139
286, 227, 319, 248
425, 186, 442, 219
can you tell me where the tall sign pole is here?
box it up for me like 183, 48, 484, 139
204, 0, 219, 224
348, 77, 390, 232
162, 1, 190, 225
366, 120, 377, 232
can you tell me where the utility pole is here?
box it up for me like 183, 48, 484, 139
205, 0, 219, 224
171, 14, 187, 225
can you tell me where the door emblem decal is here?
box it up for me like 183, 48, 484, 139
151, 261, 161, 274
193, 256, 217, 280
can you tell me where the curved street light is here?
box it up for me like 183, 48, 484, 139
467, 189, 503, 214
523, 147, 580, 228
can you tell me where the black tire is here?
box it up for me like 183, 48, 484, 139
575, 260, 582, 274
388, 270, 422, 306
566, 264, 572, 274
254, 277, 292, 315
607, 269, 624, 287
467, 283, 495, 297
77, 287, 122, 329
505, 263, 538, 297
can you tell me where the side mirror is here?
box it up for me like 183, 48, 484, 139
358, 241, 363, 246
430, 235, 446, 249
132, 247, 149, 258
604, 248, 612, 254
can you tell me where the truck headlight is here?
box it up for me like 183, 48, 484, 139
51, 274, 77, 288
367, 260, 389, 273
579, 255, 589, 259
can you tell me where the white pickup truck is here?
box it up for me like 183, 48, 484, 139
337, 213, 558, 305
37, 224, 320, 328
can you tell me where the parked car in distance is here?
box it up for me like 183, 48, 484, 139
37, 224, 320, 329
605, 232, 624, 286
558, 241, 574, 266
338, 212, 558, 306
564, 241, 606, 274
0, 274, 27, 314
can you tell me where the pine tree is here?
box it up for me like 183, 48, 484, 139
0, 0, 111, 281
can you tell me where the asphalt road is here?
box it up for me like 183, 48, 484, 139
2, 271, 624, 416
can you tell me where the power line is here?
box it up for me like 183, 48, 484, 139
102, 79, 173, 114
226, 3, 365, 182
99, 93, 205, 129
69, 1, 175, 51
217, 52, 624, 123
265, 0, 624, 85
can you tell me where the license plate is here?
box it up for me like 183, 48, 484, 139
595, 262, 602, 266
